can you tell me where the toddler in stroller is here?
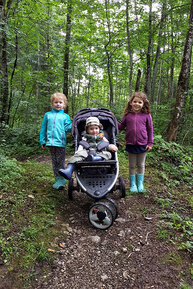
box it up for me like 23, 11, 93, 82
59, 116, 118, 180
59, 108, 125, 229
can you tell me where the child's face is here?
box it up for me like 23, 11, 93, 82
52, 98, 65, 110
130, 96, 144, 113
87, 125, 100, 136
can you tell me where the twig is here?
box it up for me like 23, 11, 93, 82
145, 231, 153, 245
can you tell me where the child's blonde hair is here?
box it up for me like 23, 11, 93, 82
124, 91, 150, 114
51, 92, 67, 108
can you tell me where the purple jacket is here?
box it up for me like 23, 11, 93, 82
118, 111, 153, 147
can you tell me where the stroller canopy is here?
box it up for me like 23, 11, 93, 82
71, 108, 119, 137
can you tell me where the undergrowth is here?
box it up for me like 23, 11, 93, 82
147, 135, 193, 188
0, 159, 68, 287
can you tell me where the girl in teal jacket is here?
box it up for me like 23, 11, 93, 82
40, 92, 72, 190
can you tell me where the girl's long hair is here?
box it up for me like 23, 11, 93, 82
124, 92, 150, 114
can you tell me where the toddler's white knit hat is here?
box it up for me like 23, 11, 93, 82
85, 117, 103, 129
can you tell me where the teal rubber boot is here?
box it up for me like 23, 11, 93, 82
59, 164, 75, 180
137, 174, 146, 193
53, 176, 67, 190
53, 177, 60, 189
129, 175, 138, 193
57, 176, 67, 189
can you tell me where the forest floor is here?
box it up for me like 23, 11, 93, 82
0, 154, 192, 289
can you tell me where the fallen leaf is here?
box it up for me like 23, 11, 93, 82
48, 248, 56, 253
58, 243, 65, 249
144, 216, 152, 221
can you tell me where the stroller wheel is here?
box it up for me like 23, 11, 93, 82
119, 176, 126, 198
88, 201, 114, 230
68, 178, 74, 200
105, 198, 118, 220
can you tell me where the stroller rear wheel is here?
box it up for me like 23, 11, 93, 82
88, 200, 116, 230
68, 178, 74, 200
119, 176, 126, 198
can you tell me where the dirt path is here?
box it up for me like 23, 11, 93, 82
31, 156, 191, 289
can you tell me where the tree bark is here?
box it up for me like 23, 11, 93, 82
168, 9, 176, 100
126, 0, 133, 96
105, 0, 114, 107
151, 2, 166, 103
7, 32, 18, 125
157, 59, 163, 106
166, 0, 193, 142
0, 0, 14, 125
144, 0, 152, 99
63, 0, 72, 98
135, 69, 141, 92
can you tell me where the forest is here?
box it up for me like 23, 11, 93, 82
0, 0, 193, 146
0, 0, 193, 288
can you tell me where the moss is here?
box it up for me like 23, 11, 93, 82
160, 252, 183, 267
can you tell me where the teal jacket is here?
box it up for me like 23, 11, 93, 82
40, 108, 72, 148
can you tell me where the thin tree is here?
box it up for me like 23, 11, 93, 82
168, 6, 176, 100
144, 0, 153, 99
135, 69, 141, 92
104, 0, 114, 107
63, 0, 72, 98
151, 2, 166, 103
166, 0, 193, 142
126, 0, 133, 96
0, 0, 14, 125
7, 31, 18, 125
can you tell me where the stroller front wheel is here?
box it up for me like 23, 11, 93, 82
105, 197, 118, 220
88, 201, 115, 230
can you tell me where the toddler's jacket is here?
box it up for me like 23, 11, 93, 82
40, 108, 72, 148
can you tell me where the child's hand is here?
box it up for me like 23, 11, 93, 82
41, 144, 46, 150
109, 144, 118, 152
146, 145, 152, 152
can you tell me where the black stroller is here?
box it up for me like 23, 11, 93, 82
68, 108, 125, 229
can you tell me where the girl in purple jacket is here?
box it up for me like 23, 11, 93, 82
118, 92, 153, 193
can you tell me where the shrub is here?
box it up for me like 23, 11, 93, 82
0, 154, 25, 190
148, 135, 193, 186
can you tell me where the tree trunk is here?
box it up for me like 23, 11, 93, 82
169, 9, 176, 101
104, 0, 114, 107
0, 0, 13, 125
105, 49, 114, 107
86, 47, 91, 108
46, 2, 51, 96
11, 86, 26, 128
157, 59, 163, 106
135, 69, 141, 92
7, 32, 18, 125
126, 0, 133, 96
63, 0, 72, 98
166, 0, 193, 142
1, 25, 9, 124
151, 2, 166, 103
144, 0, 152, 99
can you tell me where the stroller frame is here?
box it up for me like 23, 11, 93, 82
68, 108, 125, 229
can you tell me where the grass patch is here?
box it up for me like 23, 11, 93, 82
160, 252, 183, 267
0, 159, 67, 287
